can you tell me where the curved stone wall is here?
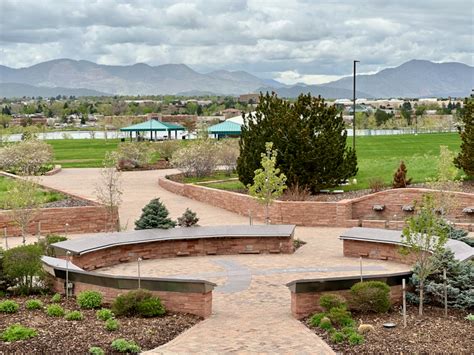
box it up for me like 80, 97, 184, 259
159, 176, 474, 230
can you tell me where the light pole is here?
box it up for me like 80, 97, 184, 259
137, 257, 142, 289
66, 251, 71, 299
352, 60, 359, 151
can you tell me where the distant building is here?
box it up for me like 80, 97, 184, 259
220, 108, 242, 119
10, 114, 47, 126
238, 93, 260, 104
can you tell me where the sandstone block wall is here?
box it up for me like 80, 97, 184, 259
159, 177, 473, 230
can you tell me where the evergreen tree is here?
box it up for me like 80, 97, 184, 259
177, 208, 199, 227
135, 198, 176, 230
454, 99, 474, 177
392, 161, 412, 188
237, 92, 358, 193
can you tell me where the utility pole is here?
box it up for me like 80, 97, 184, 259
353, 60, 359, 151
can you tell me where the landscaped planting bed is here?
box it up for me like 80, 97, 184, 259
0, 295, 200, 353
305, 305, 473, 354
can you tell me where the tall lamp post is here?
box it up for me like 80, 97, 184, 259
352, 60, 359, 151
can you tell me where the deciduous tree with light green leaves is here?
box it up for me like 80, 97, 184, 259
401, 194, 448, 316
248, 142, 287, 224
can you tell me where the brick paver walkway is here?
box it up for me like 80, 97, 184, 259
39, 169, 410, 354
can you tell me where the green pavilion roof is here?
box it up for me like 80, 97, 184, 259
208, 120, 242, 135
120, 119, 185, 132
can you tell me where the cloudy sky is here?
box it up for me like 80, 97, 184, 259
0, 0, 473, 84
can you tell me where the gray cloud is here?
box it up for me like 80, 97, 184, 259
0, 0, 472, 83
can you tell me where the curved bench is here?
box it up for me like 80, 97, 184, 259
340, 227, 474, 263
51, 225, 296, 271
287, 271, 412, 319
46, 225, 295, 318
42, 256, 215, 318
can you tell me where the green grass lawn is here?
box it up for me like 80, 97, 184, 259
0, 176, 65, 209
45, 133, 461, 191
346, 132, 461, 190
189, 132, 462, 192
47, 139, 120, 168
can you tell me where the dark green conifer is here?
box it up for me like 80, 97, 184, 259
135, 198, 176, 230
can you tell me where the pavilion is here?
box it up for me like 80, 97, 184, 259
207, 120, 242, 139
120, 119, 185, 140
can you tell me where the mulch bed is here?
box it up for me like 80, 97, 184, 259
43, 198, 93, 208
0, 295, 200, 354
304, 305, 474, 354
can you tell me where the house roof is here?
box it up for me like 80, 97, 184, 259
120, 119, 185, 132
208, 120, 242, 135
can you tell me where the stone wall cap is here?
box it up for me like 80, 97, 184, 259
286, 270, 413, 292
52, 224, 296, 255
339, 227, 474, 262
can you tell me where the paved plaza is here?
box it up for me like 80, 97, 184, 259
38, 169, 411, 354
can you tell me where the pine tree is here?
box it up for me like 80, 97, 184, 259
454, 99, 474, 177
135, 198, 176, 230
237, 92, 357, 193
177, 208, 199, 227
392, 161, 412, 188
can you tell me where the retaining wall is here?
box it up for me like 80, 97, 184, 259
287, 271, 411, 319
159, 177, 474, 230
0, 171, 119, 236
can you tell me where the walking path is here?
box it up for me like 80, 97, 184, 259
39, 169, 410, 354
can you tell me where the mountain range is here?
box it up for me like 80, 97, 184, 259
0, 59, 472, 98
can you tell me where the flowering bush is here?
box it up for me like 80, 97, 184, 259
171, 140, 219, 177
0, 140, 53, 175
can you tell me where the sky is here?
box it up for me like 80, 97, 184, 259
0, 0, 473, 84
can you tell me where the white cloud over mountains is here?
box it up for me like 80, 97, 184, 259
0, 0, 472, 84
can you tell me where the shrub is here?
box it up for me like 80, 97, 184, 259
0, 248, 13, 292
46, 304, 65, 317
135, 198, 176, 230
392, 161, 411, 188
348, 333, 365, 345
368, 177, 385, 192
77, 290, 103, 309
309, 312, 326, 327
0, 300, 19, 313
37, 235, 67, 257
342, 326, 357, 338
3, 244, 43, 295
454, 99, 473, 177
115, 142, 154, 169
96, 308, 115, 321
112, 289, 166, 317
1, 324, 37, 342
25, 299, 43, 310
280, 182, 311, 201
331, 331, 345, 343
328, 306, 354, 327
319, 294, 347, 312
111, 338, 141, 353
465, 314, 474, 322
137, 297, 166, 317
440, 222, 474, 247
0, 139, 53, 175
171, 140, 219, 178
319, 317, 332, 331
350, 281, 391, 313
89, 347, 105, 355
177, 208, 199, 227
105, 318, 120, 331
408, 249, 474, 309
216, 139, 239, 175
51, 293, 61, 303
65, 310, 84, 321
155, 140, 181, 161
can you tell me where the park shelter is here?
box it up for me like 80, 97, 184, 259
208, 120, 242, 139
120, 119, 185, 140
